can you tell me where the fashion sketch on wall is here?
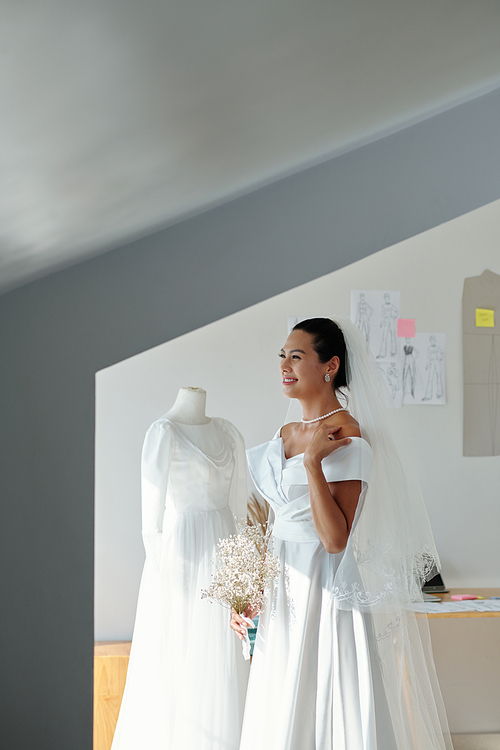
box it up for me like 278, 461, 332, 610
351, 291, 402, 407
402, 333, 446, 405
376, 360, 403, 408
354, 292, 374, 344
377, 292, 399, 358
402, 337, 421, 399
350, 290, 401, 362
350, 292, 446, 407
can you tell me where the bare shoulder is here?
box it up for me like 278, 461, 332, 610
324, 412, 361, 439
280, 422, 301, 441
338, 423, 362, 439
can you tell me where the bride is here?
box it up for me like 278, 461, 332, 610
231, 317, 452, 750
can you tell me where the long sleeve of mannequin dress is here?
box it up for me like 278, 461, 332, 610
111, 416, 249, 750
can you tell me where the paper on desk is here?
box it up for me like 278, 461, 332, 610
412, 600, 500, 614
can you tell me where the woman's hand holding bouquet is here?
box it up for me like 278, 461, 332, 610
201, 521, 280, 659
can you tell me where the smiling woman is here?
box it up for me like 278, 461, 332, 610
278, 322, 362, 554
231, 317, 453, 750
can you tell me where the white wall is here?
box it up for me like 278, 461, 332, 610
95, 197, 500, 641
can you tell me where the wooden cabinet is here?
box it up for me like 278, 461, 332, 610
94, 642, 131, 750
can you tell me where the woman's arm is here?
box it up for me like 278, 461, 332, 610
304, 423, 361, 554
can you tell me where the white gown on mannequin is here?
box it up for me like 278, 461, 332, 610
111, 417, 249, 750
242, 431, 401, 750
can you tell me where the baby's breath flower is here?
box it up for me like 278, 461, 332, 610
201, 520, 281, 615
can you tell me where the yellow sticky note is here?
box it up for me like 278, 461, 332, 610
476, 308, 495, 327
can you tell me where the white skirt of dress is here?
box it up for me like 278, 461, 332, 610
239, 536, 397, 750
112, 506, 249, 750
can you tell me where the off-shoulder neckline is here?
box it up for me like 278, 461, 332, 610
278, 434, 370, 462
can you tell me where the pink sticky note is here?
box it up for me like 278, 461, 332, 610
450, 594, 478, 601
397, 319, 415, 338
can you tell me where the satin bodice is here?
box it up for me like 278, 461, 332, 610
247, 435, 372, 543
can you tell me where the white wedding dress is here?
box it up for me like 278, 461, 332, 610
111, 417, 249, 750
242, 431, 400, 750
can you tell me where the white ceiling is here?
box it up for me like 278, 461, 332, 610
2, 0, 500, 293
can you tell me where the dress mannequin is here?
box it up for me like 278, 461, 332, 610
111, 387, 249, 750
163, 386, 211, 424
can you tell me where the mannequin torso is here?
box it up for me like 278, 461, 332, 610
163, 386, 223, 455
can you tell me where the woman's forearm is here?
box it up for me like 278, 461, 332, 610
304, 458, 350, 554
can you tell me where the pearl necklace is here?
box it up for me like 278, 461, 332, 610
301, 407, 349, 424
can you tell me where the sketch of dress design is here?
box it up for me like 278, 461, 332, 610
355, 293, 374, 343
111, 417, 249, 750
386, 361, 400, 400
377, 293, 398, 358
403, 339, 420, 398
422, 336, 444, 401
376, 361, 401, 406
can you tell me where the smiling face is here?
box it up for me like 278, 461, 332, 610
279, 329, 338, 400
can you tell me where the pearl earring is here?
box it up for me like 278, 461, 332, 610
324, 373, 331, 382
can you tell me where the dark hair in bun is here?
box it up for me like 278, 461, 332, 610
292, 318, 349, 391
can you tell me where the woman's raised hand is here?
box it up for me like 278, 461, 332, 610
303, 423, 352, 467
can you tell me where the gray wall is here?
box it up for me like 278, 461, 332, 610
1, 86, 500, 750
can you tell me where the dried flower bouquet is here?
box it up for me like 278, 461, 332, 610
201, 519, 280, 659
